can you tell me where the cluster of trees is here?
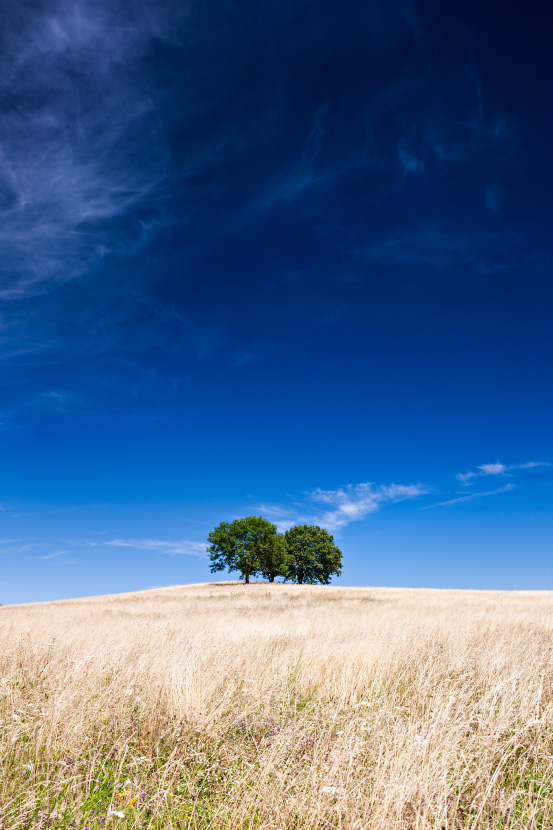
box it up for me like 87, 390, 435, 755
208, 516, 343, 584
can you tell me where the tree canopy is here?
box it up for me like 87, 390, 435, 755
257, 532, 292, 583
207, 517, 343, 584
284, 524, 343, 584
208, 515, 278, 583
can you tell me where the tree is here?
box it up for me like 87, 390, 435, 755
317, 533, 344, 584
208, 515, 277, 583
257, 532, 291, 583
284, 524, 342, 585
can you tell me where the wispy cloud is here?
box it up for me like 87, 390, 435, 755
255, 504, 295, 519
358, 224, 514, 274
254, 482, 429, 533
425, 483, 515, 509
0, 540, 79, 559
0, 542, 39, 555
7, 506, 80, 519
0, 0, 178, 301
252, 104, 329, 214
253, 504, 299, 533
306, 482, 430, 531
0, 0, 547, 459
33, 549, 71, 560
105, 538, 207, 557
231, 349, 258, 367
457, 460, 550, 486
257, 456, 551, 531
34, 391, 83, 414
398, 139, 424, 174
0, 0, 201, 417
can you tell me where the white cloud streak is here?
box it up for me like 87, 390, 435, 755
255, 482, 429, 533
259, 458, 550, 531
34, 549, 70, 560
105, 538, 207, 557
0, 0, 176, 300
306, 482, 429, 531
457, 460, 550, 486
425, 483, 515, 509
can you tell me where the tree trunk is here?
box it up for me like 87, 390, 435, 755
298, 574, 303, 584
245, 573, 250, 584
269, 575, 275, 583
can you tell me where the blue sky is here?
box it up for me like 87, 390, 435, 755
1, 0, 552, 603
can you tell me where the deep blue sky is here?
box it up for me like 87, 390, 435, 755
1, 0, 552, 603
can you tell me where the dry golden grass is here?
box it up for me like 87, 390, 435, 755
1, 582, 553, 829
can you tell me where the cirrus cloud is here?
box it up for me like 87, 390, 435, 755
457, 460, 550, 486
0, 0, 179, 301
425, 483, 515, 509
306, 482, 430, 531
256, 481, 429, 533
105, 538, 207, 557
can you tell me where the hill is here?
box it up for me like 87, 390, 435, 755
1, 582, 552, 828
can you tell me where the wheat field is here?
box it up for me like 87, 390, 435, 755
1, 582, 553, 829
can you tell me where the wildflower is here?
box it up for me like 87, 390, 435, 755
124, 689, 132, 695
118, 793, 138, 807
413, 735, 428, 754
109, 810, 125, 818
352, 701, 369, 709
322, 786, 341, 795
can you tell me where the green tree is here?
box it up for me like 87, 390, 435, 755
208, 515, 277, 583
284, 524, 343, 585
257, 532, 291, 582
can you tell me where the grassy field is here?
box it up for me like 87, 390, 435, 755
1, 582, 553, 829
